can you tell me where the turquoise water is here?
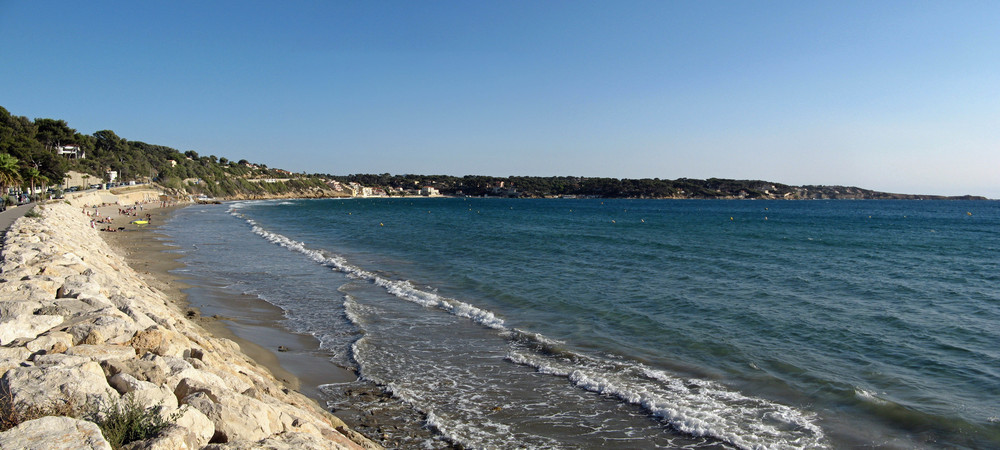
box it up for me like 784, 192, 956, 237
162, 198, 1000, 448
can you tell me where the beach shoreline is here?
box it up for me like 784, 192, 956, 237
121, 200, 442, 447
0, 194, 380, 448
95, 201, 357, 401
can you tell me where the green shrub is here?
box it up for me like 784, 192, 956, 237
92, 394, 180, 449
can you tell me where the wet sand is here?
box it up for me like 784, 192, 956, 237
95, 200, 441, 448
95, 201, 355, 400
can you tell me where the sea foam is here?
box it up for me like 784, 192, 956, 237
230, 203, 827, 449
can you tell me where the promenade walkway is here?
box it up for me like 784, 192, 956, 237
0, 202, 34, 246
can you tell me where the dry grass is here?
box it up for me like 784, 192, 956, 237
0, 383, 89, 432
1, 385, 177, 449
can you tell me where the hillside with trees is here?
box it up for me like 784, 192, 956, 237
1, 106, 344, 205
1, 105, 987, 204
329, 173, 986, 200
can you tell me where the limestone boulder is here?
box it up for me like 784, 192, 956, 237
0, 416, 112, 450
183, 391, 288, 443
111, 297, 159, 330
30, 353, 93, 366
1, 359, 118, 412
0, 346, 31, 374
100, 357, 168, 386
164, 366, 229, 394
204, 431, 353, 449
35, 298, 103, 319
0, 314, 64, 345
3, 248, 39, 266
109, 373, 178, 411
129, 326, 190, 358
175, 377, 225, 403
25, 330, 74, 354
58, 274, 104, 299
0, 300, 43, 319
66, 343, 138, 361
40, 261, 82, 279
63, 307, 140, 345
76, 293, 116, 309
120, 407, 215, 450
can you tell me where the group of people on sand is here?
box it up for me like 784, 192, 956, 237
118, 202, 146, 217
81, 201, 152, 231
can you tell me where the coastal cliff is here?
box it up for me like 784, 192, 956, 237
0, 200, 380, 449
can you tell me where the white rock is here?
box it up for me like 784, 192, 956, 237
109, 372, 153, 394
167, 368, 229, 397
0, 300, 43, 318
31, 353, 93, 366
64, 308, 140, 345
59, 275, 103, 299
184, 391, 286, 443
66, 343, 138, 361
0, 346, 31, 361
130, 406, 215, 449
175, 377, 223, 403
2, 360, 118, 411
0, 415, 112, 450
0, 314, 64, 345
25, 330, 74, 353
35, 299, 104, 318
0, 346, 31, 374
211, 431, 353, 449
109, 373, 178, 411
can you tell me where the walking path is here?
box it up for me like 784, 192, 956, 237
0, 202, 34, 244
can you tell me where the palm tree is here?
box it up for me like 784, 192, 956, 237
39, 174, 50, 199
0, 153, 21, 207
21, 166, 43, 201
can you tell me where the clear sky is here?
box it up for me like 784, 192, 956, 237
1, 1, 997, 197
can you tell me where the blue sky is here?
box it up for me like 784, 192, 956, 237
1, 1, 997, 197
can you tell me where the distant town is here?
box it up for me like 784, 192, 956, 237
1, 106, 987, 204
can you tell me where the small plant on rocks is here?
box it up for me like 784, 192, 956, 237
92, 394, 181, 449
0, 384, 87, 432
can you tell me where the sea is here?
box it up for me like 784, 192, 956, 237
158, 198, 1000, 449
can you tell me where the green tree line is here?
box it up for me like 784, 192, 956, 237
1, 106, 336, 202
4, 106, 979, 203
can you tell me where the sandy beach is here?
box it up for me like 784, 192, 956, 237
1, 196, 379, 448
82, 197, 432, 447
93, 201, 356, 400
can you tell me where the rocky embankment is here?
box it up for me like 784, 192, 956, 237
0, 201, 380, 449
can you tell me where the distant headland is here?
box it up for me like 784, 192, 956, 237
1, 106, 987, 202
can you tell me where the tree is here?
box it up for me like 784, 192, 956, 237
0, 153, 21, 202
21, 166, 44, 199
34, 118, 75, 150
93, 130, 126, 152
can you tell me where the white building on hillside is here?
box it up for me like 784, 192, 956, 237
56, 144, 85, 159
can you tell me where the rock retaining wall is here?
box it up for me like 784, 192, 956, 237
0, 202, 379, 449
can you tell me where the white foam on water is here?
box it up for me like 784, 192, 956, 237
507, 349, 828, 450
854, 387, 887, 405
232, 203, 828, 449
232, 209, 506, 330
